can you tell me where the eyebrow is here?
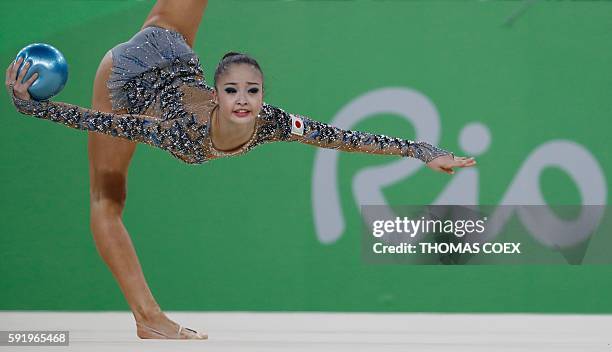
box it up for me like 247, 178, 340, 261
224, 82, 261, 86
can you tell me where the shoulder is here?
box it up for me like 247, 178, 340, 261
259, 103, 287, 121
255, 103, 293, 141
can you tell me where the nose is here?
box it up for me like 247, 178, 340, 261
237, 91, 247, 105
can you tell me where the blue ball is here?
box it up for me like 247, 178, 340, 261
15, 43, 68, 101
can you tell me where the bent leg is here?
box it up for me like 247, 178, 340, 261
88, 51, 205, 339
141, 0, 209, 47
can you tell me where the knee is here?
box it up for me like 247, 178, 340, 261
89, 170, 128, 212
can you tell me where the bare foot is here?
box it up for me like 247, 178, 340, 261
135, 311, 207, 340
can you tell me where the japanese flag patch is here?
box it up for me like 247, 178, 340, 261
290, 114, 304, 136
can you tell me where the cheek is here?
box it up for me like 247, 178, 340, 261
219, 94, 234, 108
254, 97, 263, 113
251, 93, 263, 106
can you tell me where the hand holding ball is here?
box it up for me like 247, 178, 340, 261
12, 43, 68, 101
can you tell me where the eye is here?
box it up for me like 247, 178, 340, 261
224, 87, 237, 94
248, 88, 260, 94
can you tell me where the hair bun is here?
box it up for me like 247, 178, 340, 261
214, 51, 263, 88
222, 51, 242, 60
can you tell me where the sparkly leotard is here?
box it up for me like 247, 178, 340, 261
10, 26, 452, 165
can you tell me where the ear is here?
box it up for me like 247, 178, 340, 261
212, 88, 218, 104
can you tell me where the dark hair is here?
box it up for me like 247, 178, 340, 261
213, 51, 264, 89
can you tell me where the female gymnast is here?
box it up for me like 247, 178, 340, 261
5, 0, 476, 340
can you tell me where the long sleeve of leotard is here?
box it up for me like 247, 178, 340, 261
259, 103, 453, 163
9, 94, 207, 164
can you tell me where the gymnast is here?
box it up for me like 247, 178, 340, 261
5, 0, 476, 340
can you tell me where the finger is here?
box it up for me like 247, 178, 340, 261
10, 57, 23, 81
440, 166, 454, 175
8, 59, 17, 83
456, 158, 476, 167
16, 61, 30, 84
456, 161, 475, 168
24, 72, 38, 87
5, 61, 12, 84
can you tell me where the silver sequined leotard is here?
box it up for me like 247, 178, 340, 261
10, 26, 452, 165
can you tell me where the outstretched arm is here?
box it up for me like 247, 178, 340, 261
6, 58, 206, 164
259, 103, 476, 173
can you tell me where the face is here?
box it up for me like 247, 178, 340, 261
213, 63, 263, 126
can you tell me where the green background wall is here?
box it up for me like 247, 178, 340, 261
1, 1, 610, 313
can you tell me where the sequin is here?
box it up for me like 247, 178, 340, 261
10, 26, 452, 165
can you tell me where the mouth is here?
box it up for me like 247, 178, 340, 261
233, 109, 251, 118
